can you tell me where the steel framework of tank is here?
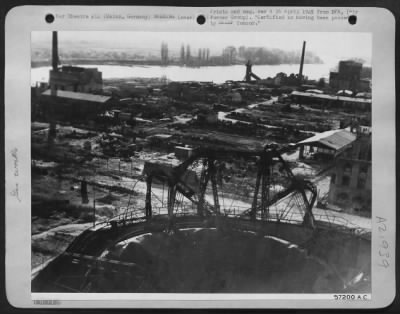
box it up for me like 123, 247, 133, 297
143, 144, 317, 229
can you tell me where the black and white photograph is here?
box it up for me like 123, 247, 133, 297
29, 30, 373, 294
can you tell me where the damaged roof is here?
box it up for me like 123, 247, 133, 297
42, 90, 111, 103
297, 129, 357, 151
291, 91, 371, 104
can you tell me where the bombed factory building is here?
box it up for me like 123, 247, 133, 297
35, 31, 110, 121
49, 66, 103, 93
49, 32, 103, 93
329, 60, 371, 92
328, 126, 371, 215
40, 90, 112, 120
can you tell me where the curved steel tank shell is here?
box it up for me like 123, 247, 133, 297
32, 216, 370, 293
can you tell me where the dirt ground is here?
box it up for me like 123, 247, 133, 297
31, 123, 370, 272
31, 159, 370, 272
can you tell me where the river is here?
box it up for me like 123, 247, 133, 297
31, 63, 335, 85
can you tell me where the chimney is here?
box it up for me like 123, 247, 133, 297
52, 31, 59, 72
298, 41, 306, 83
51, 31, 59, 97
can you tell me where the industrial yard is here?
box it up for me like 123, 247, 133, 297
31, 31, 372, 293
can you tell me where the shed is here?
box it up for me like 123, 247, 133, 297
297, 129, 356, 160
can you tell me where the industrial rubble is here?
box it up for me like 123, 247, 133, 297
31, 32, 372, 293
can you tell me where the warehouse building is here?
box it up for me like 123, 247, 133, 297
290, 91, 371, 111
40, 90, 112, 120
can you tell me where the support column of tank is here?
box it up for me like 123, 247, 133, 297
250, 164, 262, 220
166, 184, 177, 232
209, 159, 220, 214
167, 185, 176, 218
197, 160, 210, 217
260, 153, 271, 219
298, 185, 316, 229
145, 176, 152, 219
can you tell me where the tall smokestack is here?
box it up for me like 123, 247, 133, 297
298, 41, 306, 83
49, 31, 58, 142
52, 31, 59, 72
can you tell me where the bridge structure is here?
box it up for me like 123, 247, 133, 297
32, 144, 371, 293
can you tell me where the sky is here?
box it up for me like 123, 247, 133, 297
32, 31, 372, 65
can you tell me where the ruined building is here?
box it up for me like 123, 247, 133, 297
50, 66, 103, 93
48, 31, 103, 93
328, 126, 372, 216
329, 60, 370, 92
41, 90, 111, 120
39, 31, 107, 121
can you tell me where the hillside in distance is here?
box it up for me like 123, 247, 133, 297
31, 41, 324, 67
